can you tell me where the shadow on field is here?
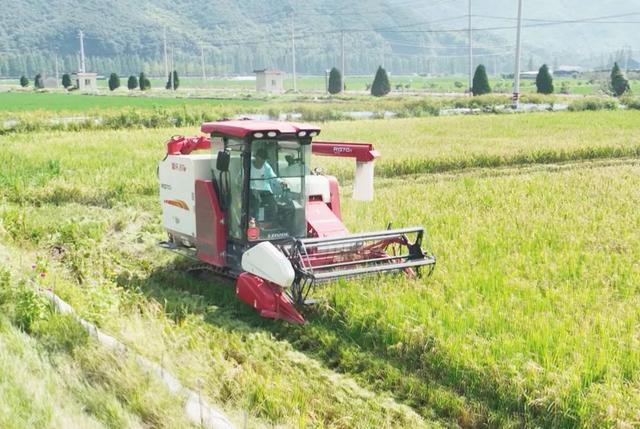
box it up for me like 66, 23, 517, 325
120, 261, 571, 429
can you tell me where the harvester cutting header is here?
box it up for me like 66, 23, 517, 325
158, 119, 435, 324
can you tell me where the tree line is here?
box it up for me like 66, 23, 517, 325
16, 62, 631, 97
18, 71, 180, 91
469, 62, 630, 97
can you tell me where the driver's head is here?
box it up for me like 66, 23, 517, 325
254, 148, 268, 168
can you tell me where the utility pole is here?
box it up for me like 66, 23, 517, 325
55, 55, 59, 88
169, 47, 174, 89
512, 0, 524, 110
78, 30, 86, 73
624, 45, 631, 73
468, 0, 473, 95
341, 30, 345, 92
290, 13, 297, 92
325, 69, 330, 93
200, 44, 206, 81
163, 27, 169, 80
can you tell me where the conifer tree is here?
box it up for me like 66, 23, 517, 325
535, 64, 554, 94
139, 72, 150, 90
471, 64, 491, 96
34, 74, 44, 89
62, 73, 72, 89
328, 67, 342, 94
108, 73, 120, 91
371, 66, 390, 97
610, 62, 630, 97
127, 75, 138, 90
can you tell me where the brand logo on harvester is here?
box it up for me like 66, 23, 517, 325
333, 147, 353, 154
171, 162, 187, 172
164, 199, 189, 210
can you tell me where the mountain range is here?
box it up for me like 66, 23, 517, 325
0, 0, 637, 77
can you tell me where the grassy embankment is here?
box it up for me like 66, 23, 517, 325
3, 89, 638, 136
1, 111, 640, 427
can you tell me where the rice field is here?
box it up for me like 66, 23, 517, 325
0, 91, 265, 112
1, 110, 640, 427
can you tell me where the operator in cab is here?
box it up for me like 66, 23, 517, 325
249, 147, 287, 226
247, 143, 306, 240
250, 148, 278, 193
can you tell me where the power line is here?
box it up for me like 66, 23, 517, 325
390, 50, 513, 59
471, 12, 640, 23
387, 41, 513, 49
329, 11, 640, 33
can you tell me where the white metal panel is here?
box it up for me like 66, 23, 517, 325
241, 242, 295, 288
304, 175, 330, 202
353, 161, 375, 201
158, 154, 214, 243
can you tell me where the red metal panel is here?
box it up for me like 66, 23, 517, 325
201, 120, 320, 138
236, 273, 304, 324
195, 180, 226, 267
311, 141, 380, 162
326, 175, 342, 220
166, 135, 211, 155
306, 200, 349, 238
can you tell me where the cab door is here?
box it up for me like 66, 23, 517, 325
223, 138, 247, 241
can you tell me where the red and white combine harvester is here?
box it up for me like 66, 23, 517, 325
158, 119, 435, 324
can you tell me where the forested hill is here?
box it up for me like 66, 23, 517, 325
0, 0, 637, 77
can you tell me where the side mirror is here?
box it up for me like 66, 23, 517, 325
216, 151, 230, 172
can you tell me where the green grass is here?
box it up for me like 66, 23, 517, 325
0, 268, 200, 429
0, 91, 265, 112
2, 110, 640, 427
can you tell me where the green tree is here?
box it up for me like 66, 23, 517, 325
34, 74, 44, 89
19, 76, 28, 87
471, 64, 491, 96
165, 70, 179, 90
371, 66, 390, 97
108, 73, 120, 91
535, 64, 554, 94
127, 75, 138, 90
62, 73, 72, 89
610, 62, 630, 97
139, 72, 150, 90
328, 67, 342, 94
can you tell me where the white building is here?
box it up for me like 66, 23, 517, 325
72, 72, 98, 91
254, 69, 284, 93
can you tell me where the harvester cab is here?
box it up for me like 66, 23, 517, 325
158, 119, 435, 324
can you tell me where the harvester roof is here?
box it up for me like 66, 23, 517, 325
201, 119, 320, 139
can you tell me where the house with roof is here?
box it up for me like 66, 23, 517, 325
254, 69, 284, 93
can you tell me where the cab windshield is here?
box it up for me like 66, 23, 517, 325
249, 139, 308, 240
